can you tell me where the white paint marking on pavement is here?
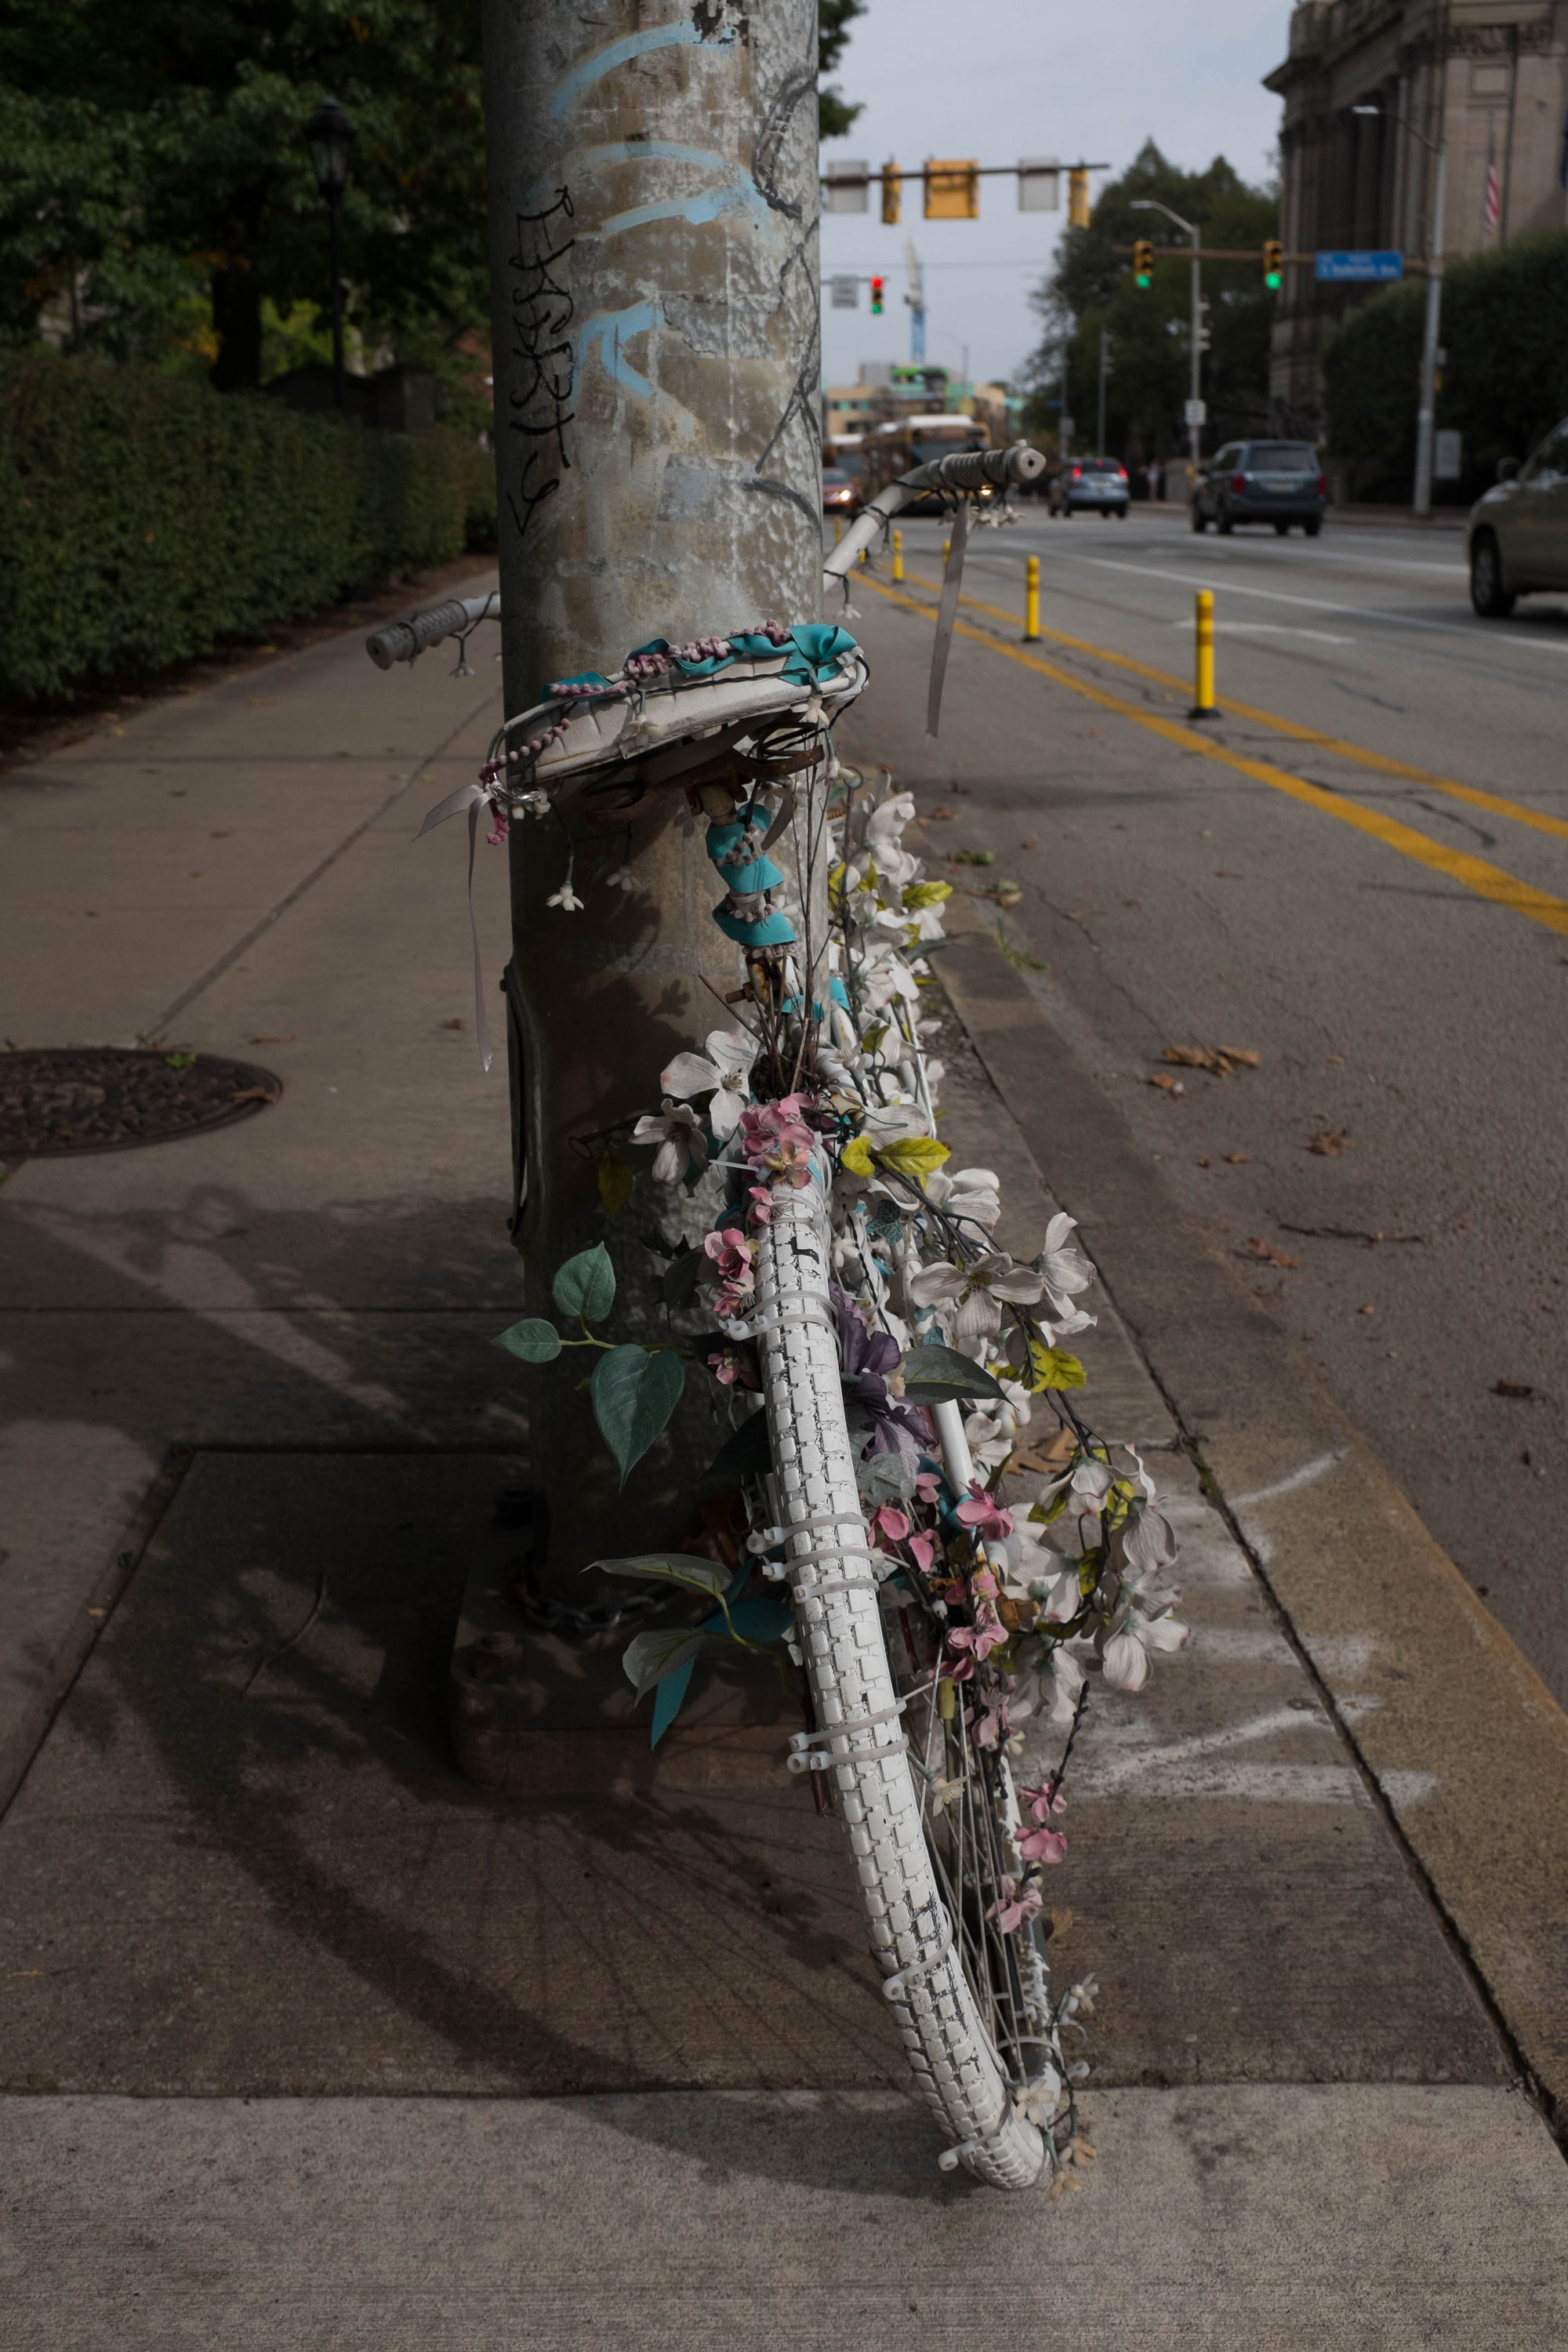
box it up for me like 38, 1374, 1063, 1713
1185, 1626, 1301, 1666
1232, 1450, 1345, 1508
1047, 554, 1568, 655
1172, 620, 1353, 646
1308, 1632, 1380, 1679
1379, 1768, 1441, 1809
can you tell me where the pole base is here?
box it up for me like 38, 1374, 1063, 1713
1188, 704, 1218, 721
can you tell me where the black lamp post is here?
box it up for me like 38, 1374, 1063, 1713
303, 98, 357, 412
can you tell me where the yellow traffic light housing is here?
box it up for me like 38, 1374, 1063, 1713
1263, 238, 1283, 289
1068, 166, 1091, 229
881, 161, 901, 227
1133, 238, 1154, 287
924, 159, 979, 220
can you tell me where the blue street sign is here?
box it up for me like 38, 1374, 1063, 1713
1316, 250, 1403, 283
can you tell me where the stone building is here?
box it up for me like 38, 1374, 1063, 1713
1266, 2, 1568, 437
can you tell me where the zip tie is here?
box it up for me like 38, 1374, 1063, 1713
780, 1511, 874, 1538
787, 1696, 910, 1772
790, 1575, 879, 1601
881, 1944, 956, 2001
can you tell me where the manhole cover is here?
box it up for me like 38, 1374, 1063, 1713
0, 1048, 281, 1159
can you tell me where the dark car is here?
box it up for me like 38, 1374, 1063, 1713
1049, 456, 1128, 518
1192, 440, 1327, 535
822, 466, 862, 517
1466, 419, 1568, 617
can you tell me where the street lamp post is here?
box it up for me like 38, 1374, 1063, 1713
1132, 198, 1203, 470
1352, 102, 1446, 517
303, 98, 357, 412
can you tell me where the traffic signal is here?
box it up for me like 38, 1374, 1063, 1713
1133, 238, 1154, 287
881, 161, 902, 227
924, 159, 979, 220
1068, 167, 1091, 229
869, 275, 884, 315
1263, 238, 1283, 289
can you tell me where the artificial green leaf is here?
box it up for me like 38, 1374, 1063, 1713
591, 1345, 684, 1486
699, 1410, 773, 1491
554, 1242, 615, 1323
898, 1343, 1007, 1404
622, 1624, 707, 1699
660, 1245, 704, 1308
1026, 1345, 1087, 1393
598, 1143, 635, 1219
649, 1654, 699, 1745
494, 1317, 562, 1363
586, 1552, 731, 1597
840, 1134, 875, 1177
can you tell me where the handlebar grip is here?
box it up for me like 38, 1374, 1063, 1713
365, 597, 474, 670
928, 441, 1046, 492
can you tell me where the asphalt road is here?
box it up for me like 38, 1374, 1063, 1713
834, 501, 1568, 1706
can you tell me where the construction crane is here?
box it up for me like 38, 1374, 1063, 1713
903, 238, 927, 366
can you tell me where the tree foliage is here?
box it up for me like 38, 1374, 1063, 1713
1022, 140, 1278, 462
0, 1, 488, 390
1323, 230, 1568, 503
819, 0, 865, 140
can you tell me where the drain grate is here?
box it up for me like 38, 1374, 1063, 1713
0, 1047, 281, 1159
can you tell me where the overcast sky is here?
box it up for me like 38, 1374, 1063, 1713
819, 0, 1288, 391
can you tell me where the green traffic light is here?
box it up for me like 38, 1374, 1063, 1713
1265, 269, 1282, 289
1136, 271, 1152, 289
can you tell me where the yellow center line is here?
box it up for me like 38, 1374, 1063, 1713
890, 564, 1568, 847
861, 572, 1568, 942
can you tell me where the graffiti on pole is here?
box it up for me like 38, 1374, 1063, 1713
504, 187, 577, 541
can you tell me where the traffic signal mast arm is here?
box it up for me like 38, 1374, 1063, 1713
1113, 243, 1429, 271
822, 160, 1110, 187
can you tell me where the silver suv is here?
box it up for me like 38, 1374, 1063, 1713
1192, 440, 1327, 535
1468, 419, 1568, 617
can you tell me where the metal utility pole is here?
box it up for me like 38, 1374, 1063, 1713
479, 0, 821, 1595
1132, 198, 1203, 468
1096, 325, 1110, 457
904, 240, 927, 365
1354, 100, 1446, 517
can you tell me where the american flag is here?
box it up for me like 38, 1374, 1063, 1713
1484, 128, 1501, 235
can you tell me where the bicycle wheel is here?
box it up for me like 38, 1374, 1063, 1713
755, 1178, 1050, 2188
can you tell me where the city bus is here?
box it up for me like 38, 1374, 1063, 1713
860, 412, 992, 512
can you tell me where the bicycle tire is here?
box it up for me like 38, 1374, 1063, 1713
755, 1178, 1048, 2189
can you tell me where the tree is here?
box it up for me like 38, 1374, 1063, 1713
1323, 230, 1568, 503
1022, 140, 1277, 462
818, 0, 864, 140
0, 1, 488, 390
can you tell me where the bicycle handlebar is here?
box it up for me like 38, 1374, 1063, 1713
822, 441, 1044, 578
365, 592, 499, 669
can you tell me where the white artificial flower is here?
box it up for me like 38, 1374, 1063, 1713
604, 862, 644, 892
926, 1166, 1002, 1229
515, 789, 551, 818
658, 1028, 758, 1139
1010, 1643, 1085, 1730
1014, 2066, 1065, 2127
1101, 1588, 1189, 1693
1038, 1211, 1095, 1316
906, 1250, 1047, 1342
631, 1098, 709, 1185
546, 880, 584, 912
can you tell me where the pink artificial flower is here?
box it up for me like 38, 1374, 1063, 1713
1018, 1823, 1069, 1866
704, 1228, 753, 1285
955, 1483, 1015, 1544
706, 1345, 760, 1391
908, 1532, 935, 1573
915, 1471, 942, 1506
871, 1504, 911, 1544
746, 1185, 775, 1226
485, 807, 510, 848
944, 1606, 1009, 1677
1018, 1778, 1068, 1823
737, 1097, 816, 1188
986, 1875, 1044, 1935
972, 1688, 1011, 1750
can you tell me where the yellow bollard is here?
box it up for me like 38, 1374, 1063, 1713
833, 514, 842, 546
1024, 553, 1040, 642
858, 543, 868, 566
942, 534, 951, 564
1191, 589, 1216, 718
891, 528, 904, 583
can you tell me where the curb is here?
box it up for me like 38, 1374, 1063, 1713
934, 887, 1568, 2127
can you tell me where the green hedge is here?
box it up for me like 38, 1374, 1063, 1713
1323, 231, 1568, 503
0, 349, 497, 702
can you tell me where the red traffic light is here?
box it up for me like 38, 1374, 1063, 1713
869, 275, 884, 314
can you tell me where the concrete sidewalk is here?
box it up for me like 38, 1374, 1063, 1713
2, 592, 1566, 2341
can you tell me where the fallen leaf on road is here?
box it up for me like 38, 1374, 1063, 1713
1163, 1044, 1260, 1077
1222, 1152, 1249, 1163
248, 1033, 295, 1044
1047, 1907, 1073, 1944
440, 1018, 465, 1031
1237, 1237, 1301, 1269
1358, 1304, 1375, 1316
1007, 1428, 1077, 1476
925, 806, 957, 821
1494, 1379, 1535, 1399
1148, 1073, 1185, 1094
1020, 839, 1036, 849
1308, 1130, 1350, 1155
230, 1087, 278, 1106
952, 848, 996, 866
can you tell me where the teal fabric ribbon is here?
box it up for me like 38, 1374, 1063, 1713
547, 626, 858, 706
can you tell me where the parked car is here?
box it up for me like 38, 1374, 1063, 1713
1192, 441, 1327, 535
1467, 419, 1568, 617
822, 465, 862, 517
1049, 457, 1128, 517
